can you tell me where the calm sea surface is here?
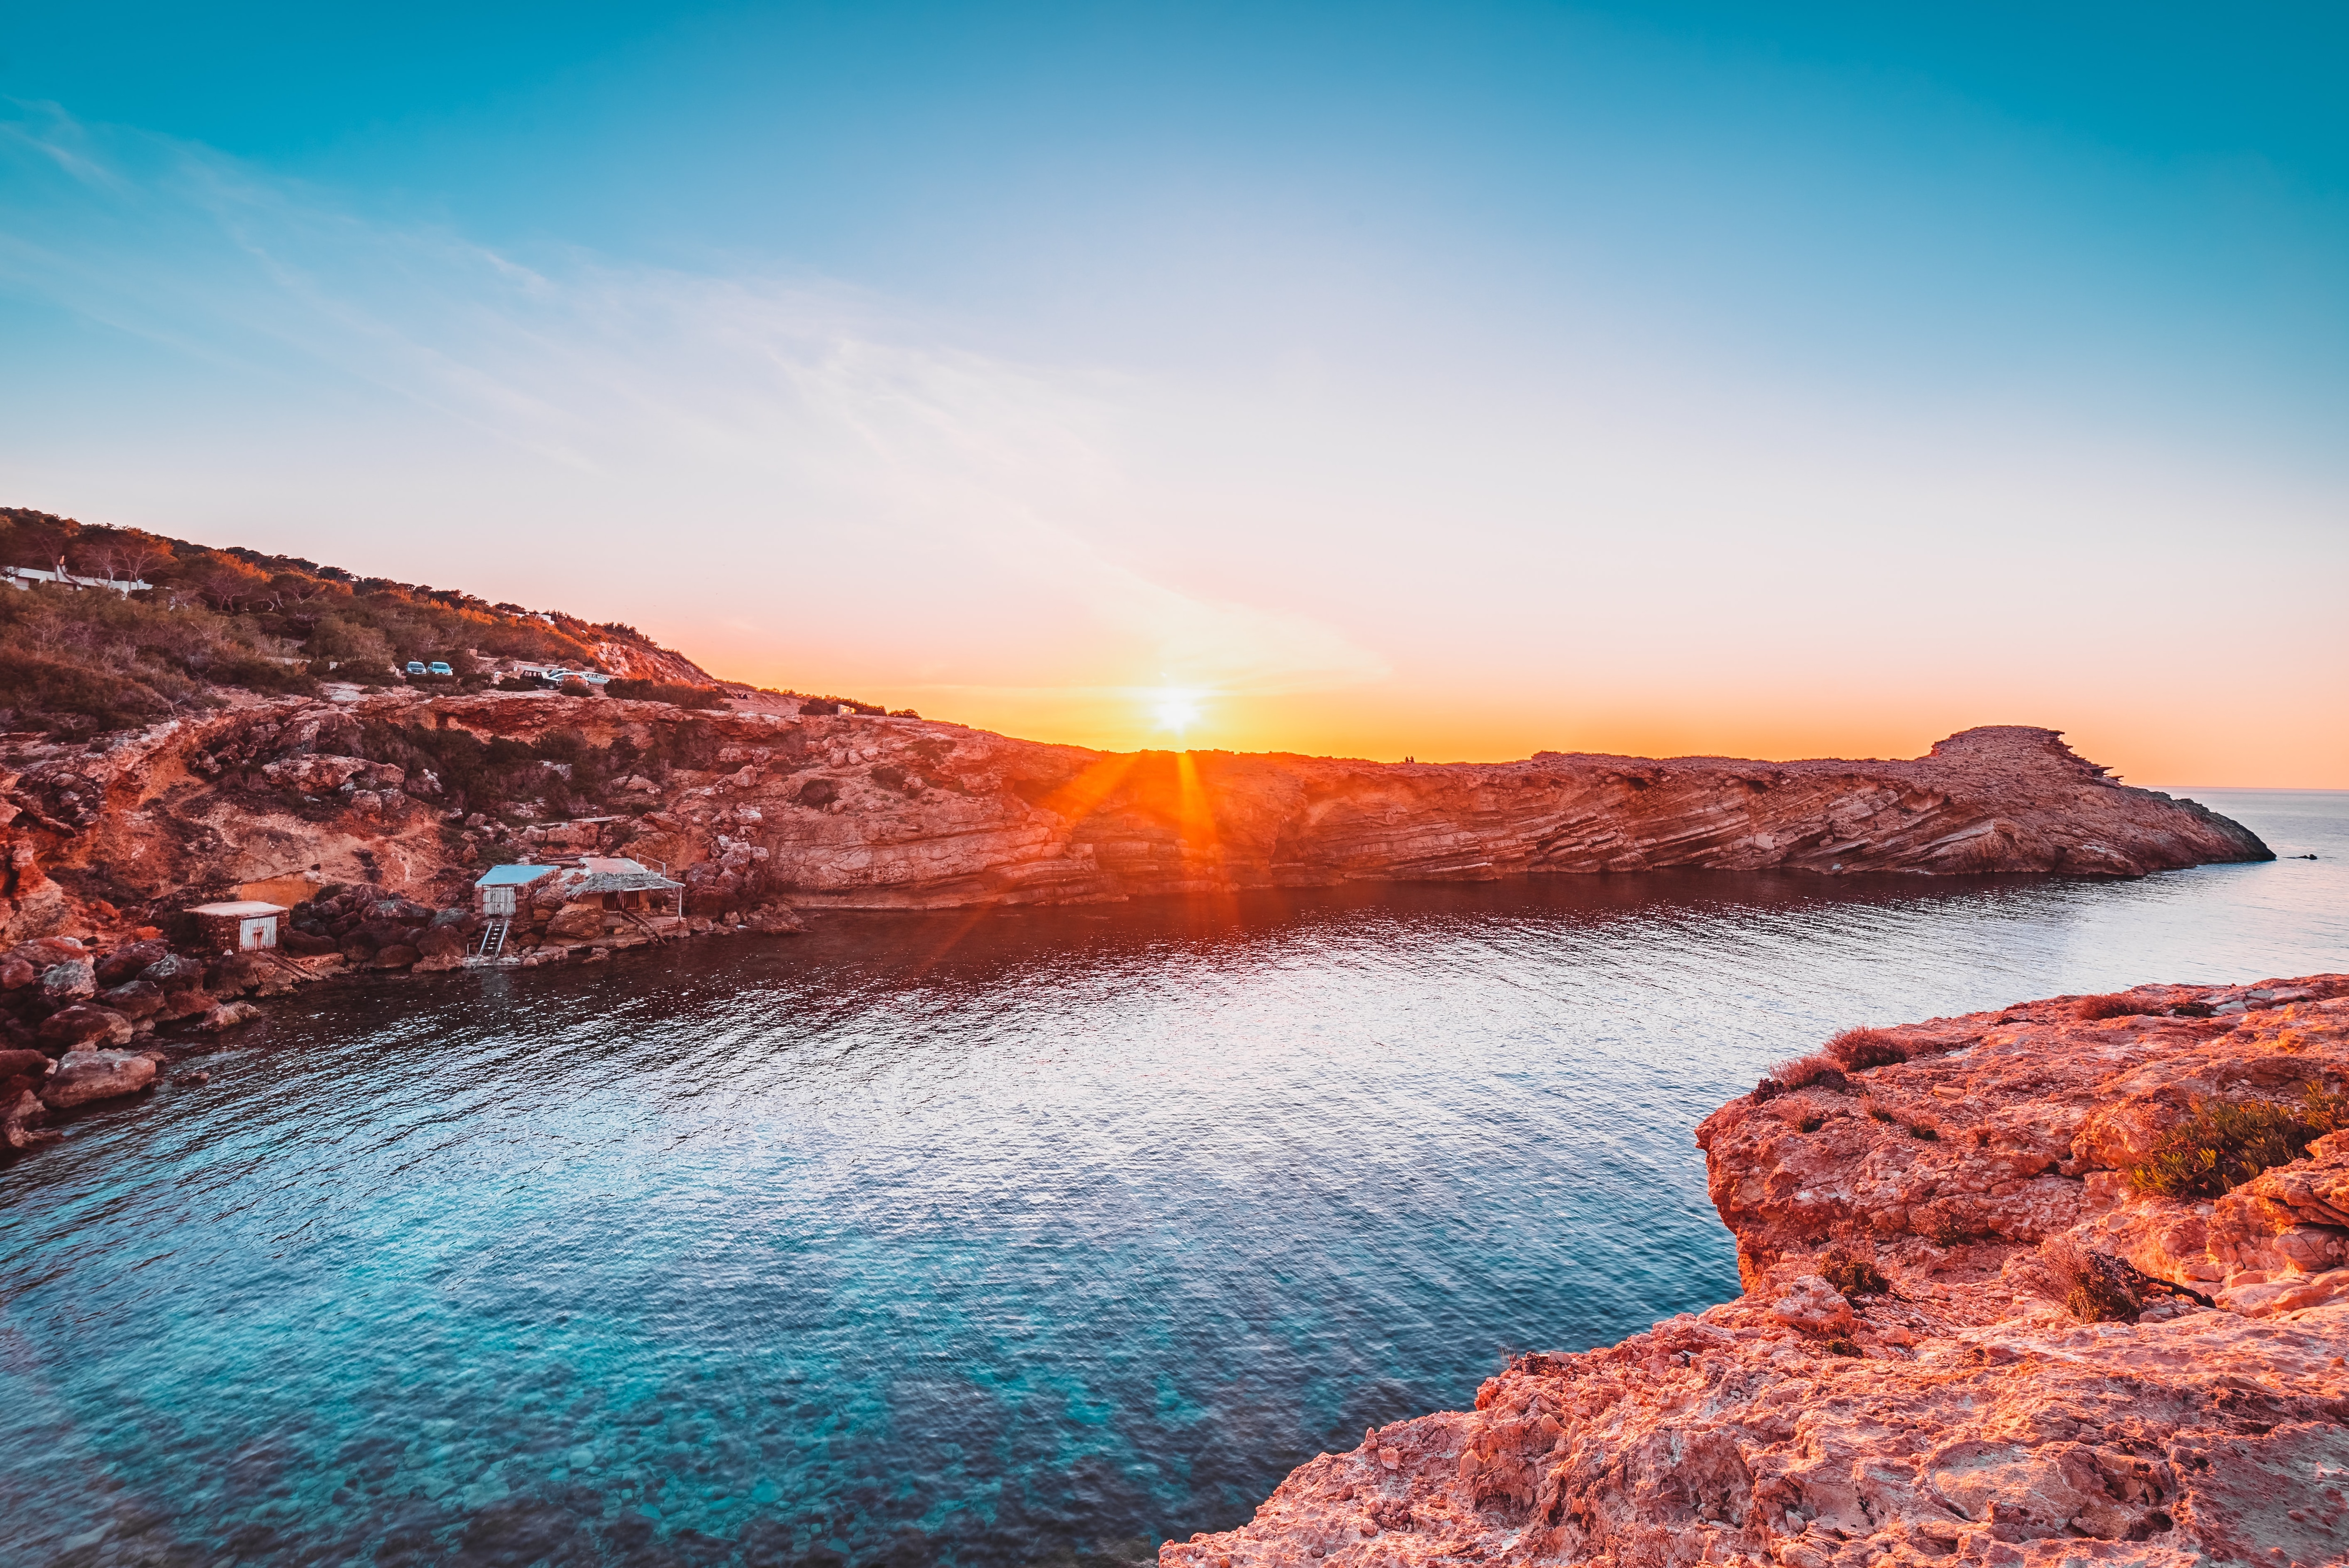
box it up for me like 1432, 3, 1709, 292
4, 790, 2344, 1567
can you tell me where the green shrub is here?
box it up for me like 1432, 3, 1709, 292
1818, 1247, 1888, 1298
1, 506, 658, 734
2127, 1084, 2348, 1199
606, 679, 724, 708
2043, 1238, 2141, 1323
0, 649, 172, 734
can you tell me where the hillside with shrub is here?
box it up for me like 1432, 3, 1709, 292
0, 506, 722, 737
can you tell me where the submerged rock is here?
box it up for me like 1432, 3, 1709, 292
4, 1087, 58, 1149
188, 1001, 263, 1033
1177, 974, 2349, 1568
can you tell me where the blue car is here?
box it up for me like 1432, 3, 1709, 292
404, 660, 427, 675
428, 661, 454, 676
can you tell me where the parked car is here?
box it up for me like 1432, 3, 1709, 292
428, 661, 454, 676
404, 660, 428, 675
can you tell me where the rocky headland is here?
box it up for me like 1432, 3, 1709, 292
1168, 975, 2349, 1568
0, 689, 2271, 945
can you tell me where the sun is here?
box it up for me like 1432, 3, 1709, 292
1151, 688, 1204, 735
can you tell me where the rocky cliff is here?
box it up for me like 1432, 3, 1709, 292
0, 690, 2273, 942
1167, 976, 2349, 1568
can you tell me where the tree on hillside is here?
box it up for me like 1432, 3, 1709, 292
164, 550, 275, 613
71, 527, 176, 586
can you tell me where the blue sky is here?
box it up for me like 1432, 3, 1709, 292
3, 3, 2344, 780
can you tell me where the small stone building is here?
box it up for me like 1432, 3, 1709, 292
474, 862, 560, 919
189, 900, 289, 954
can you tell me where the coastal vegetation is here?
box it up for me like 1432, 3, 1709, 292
0, 506, 674, 736
2127, 1083, 2349, 1198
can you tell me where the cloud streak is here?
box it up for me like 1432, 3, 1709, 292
0, 104, 1389, 702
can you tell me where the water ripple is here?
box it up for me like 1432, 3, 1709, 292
1, 790, 2341, 1566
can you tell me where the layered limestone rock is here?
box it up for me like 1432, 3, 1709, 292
1171, 977, 2349, 1568
0, 690, 2273, 942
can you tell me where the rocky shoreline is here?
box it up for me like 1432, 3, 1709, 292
0, 693, 2280, 1161
1167, 975, 2349, 1568
0, 904, 810, 1151
0, 688, 2273, 939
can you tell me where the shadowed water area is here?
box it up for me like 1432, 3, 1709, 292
3, 790, 2343, 1567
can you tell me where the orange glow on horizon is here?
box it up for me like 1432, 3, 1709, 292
709, 660, 2346, 792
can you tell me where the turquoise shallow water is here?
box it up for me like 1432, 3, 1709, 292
2, 789, 2343, 1567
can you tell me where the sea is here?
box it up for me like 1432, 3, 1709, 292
3, 789, 2343, 1568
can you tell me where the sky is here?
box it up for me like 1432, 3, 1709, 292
1, 2, 2343, 785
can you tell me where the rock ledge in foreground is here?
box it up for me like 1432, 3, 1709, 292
1171, 975, 2349, 1568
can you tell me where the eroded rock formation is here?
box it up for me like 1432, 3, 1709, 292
0, 691, 2272, 943
1170, 977, 2349, 1568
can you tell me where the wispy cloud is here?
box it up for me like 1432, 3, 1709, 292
0, 103, 1388, 700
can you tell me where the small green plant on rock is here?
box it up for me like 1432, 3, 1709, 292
2047, 1241, 2141, 1323
1817, 1246, 1889, 1298
2127, 1084, 2348, 1199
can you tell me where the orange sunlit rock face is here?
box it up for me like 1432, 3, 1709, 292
1167, 977, 2349, 1568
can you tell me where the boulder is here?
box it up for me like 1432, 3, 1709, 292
41, 1049, 157, 1109
99, 980, 166, 1020
36, 1003, 133, 1052
188, 1001, 263, 1033
0, 1048, 50, 1112
95, 939, 170, 987
415, 926, 466, 960
373, 944, 421, 970
0, 1047, 50, 1083
368, 917, 436, 950
153, 988, 218, 1023
743, 905, 808, 935
4, 991, 57, 1029
139, 952, 207, 991
4, 1088, 58, 1150
0, 957, 35, 992
5, 937, 89, 970
283, 928, 340, 956
544, 904, 607, 942
40, 959, 97, 1006
210, 954, 274, 995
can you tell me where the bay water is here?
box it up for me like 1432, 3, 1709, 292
3, 790, 2343, 1567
